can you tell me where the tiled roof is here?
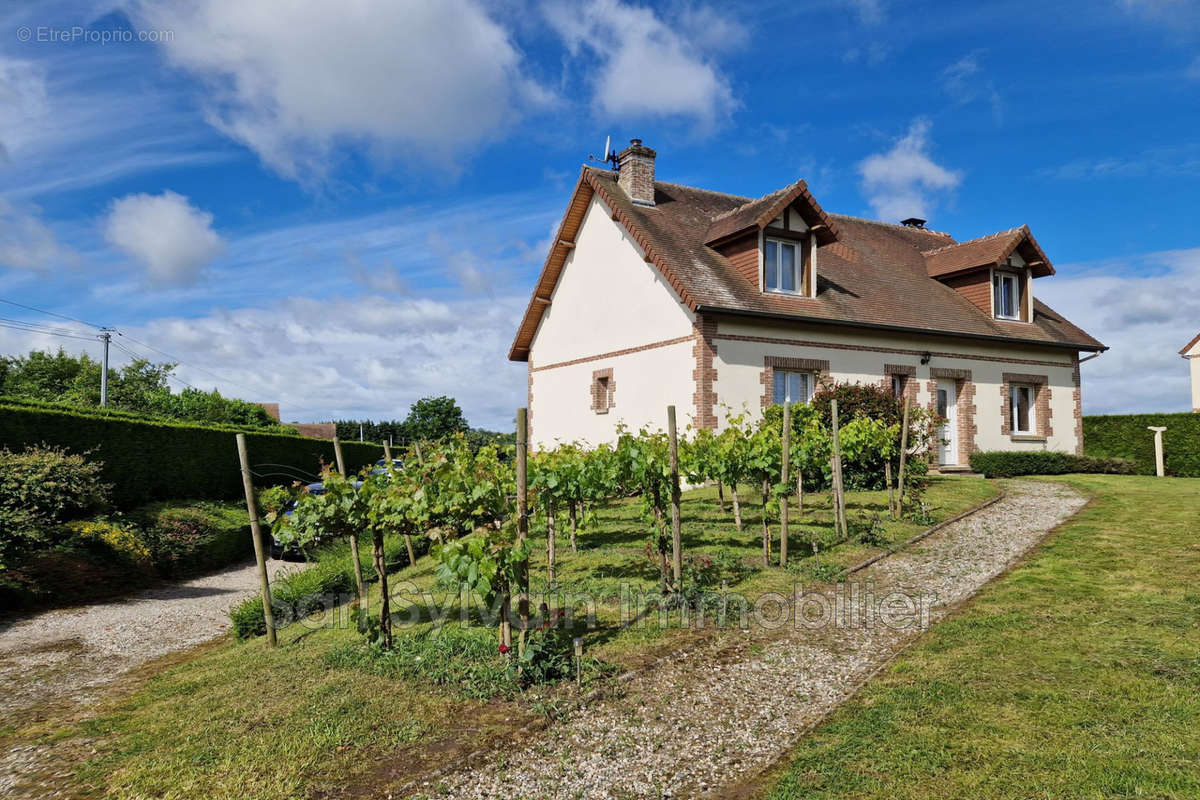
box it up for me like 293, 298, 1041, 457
509, 166, 1105, 360
1181, 332, 1200, 356
703, 179, 839, 246
923, 225, 1054, 278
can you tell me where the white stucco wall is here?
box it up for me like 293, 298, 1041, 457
530, 340, 696, 448
710, 318, 1082, 456
527, 194, 696, 447
529, 195, 694, 366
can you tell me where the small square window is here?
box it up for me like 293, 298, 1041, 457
891, 374, 906, 398
773, 370, 813, 405
591, 371, 615, 414
1010, 384, 1035, 434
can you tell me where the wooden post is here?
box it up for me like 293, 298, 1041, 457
761, 478, 771, 567
236, 434, 276, 647
515, 408, 530, 657
897, 397, 911, 517
667, 405, 683, 585
830, 399, 847, 539
547, 501, 557, 586
332, 436, 366, 607
731, 484, 742, 531
717, 481, 727, 513
382, 440, 392, 463
885, 461, 895, 518
779, 401, 790, 566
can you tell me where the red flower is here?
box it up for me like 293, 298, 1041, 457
499, 643, 509, 654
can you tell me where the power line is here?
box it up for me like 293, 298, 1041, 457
109, 340, 198, 389
0, 320, 99, 342
0, 316, 96, 338
0, 297, 104, 329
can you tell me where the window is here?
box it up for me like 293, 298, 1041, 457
764, 238, 800, 293
891, 374, 906, 399
1010, 384, 1035, 434
773, 370, 813, 405
993, 272, 1020, 320
590, 369, 615, 413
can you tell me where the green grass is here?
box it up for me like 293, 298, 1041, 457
13, 476, 995, 800
766, 475, 1200, 800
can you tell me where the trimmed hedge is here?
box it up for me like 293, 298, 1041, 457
968, 451, 1136, 479
0, 400, 383, 508
1083, 412, 1200, 477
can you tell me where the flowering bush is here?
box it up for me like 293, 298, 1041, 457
62, 519, 152, 564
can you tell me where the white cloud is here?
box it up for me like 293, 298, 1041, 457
427, 233, 493, 296
1038, 248, 1200, 414
841, 0, 885, 25
857, 119, 961, 222
129, 0, 549, 181
344, 252, 409, 295
104, 191, 225, 285
941, 52, 1004, 123
0, 197, 77, 273
543, 0, 738, 126
130, 295, 527, 428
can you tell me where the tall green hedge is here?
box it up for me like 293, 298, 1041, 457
0, 400, 383, 507
1083, 412, 1200, 477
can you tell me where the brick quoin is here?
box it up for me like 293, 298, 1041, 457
590, 367, 616, 414
882, 363, 920, 408
692, 315, 719, 429
1072, 355, 1084, 455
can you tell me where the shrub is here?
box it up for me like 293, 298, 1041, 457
0, 445, 110, 567
1083, 413, 1200, 477
61, 519, 152, 565
132, 502, 254, 577
968, 451, 1136, 479
0, 398, 383, 507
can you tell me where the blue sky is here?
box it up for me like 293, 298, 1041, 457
1, 0, 1198, 429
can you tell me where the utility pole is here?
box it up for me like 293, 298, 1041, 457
98, 328, 114, 407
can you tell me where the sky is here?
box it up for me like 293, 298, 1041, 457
0, 0, 1198, 430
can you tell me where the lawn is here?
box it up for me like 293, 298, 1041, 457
765, 474, 1200, 800
13, 476, 995, 800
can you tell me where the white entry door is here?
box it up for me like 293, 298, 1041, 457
937, 380, 958, 466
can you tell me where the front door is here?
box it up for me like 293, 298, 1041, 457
937, 380, 958, 466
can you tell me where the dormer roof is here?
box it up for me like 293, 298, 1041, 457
922, 225, 1055, 279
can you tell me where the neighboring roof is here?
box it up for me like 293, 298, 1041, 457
703, 179, 840, 247
922, 225, 1055, 279
509, 166, 1105, 361
1181, 332, 1200, 356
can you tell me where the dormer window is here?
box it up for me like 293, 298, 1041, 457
993, 271, 1021, 320
764, 238, 799, 293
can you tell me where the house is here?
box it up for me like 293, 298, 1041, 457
509, 140, 1106, 468
1182, 333, 1200, 412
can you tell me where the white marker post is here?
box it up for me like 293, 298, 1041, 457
1148, 426, 1167, 478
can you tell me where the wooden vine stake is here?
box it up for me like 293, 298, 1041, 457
896, 396, 911, 519
830, 399, 848, 539
667, 405, 683, 585
885, 461, 895, 517
235, 434, 276, 647
779, 401, 790, 566
332, 436, 366, 610
515, 408, 530, 659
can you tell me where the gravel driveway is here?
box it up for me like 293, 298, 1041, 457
417, 479, 1088, 800
0, 559, 280, 726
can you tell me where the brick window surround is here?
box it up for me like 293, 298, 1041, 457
1001, 372, 1052, 439
926, 367, 978, 465
590, 368, 616, 414
760, 356, 831, 407
882, 363, 919, 408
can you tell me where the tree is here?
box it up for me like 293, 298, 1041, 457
403, 396, 469, 444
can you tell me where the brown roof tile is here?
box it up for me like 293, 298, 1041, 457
509, 167, 1104, 360
923, 225, 1054, 278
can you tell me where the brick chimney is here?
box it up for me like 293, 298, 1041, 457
617, 138, 656, 207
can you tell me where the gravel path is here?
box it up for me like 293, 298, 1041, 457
0, 559, 287, 725
418, 480, 1088, 800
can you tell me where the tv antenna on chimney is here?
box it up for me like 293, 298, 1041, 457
588, 135, 619, 171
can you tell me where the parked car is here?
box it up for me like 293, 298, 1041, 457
370, 458, 404, 477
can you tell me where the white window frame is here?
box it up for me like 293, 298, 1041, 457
764, 237, 803, 295
773, 370, 814, 405
993, 270, 1021, 320
1009, 383, 1036, 435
